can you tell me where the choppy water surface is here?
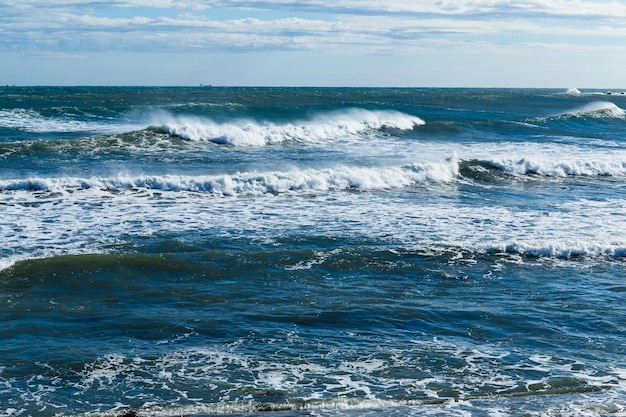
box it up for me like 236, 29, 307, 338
1, 87, 626, 416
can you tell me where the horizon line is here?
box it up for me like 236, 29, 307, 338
1, 85, 623, 90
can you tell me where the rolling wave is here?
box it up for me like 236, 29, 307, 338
160, 108, 425, 145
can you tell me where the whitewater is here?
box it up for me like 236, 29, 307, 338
1, 87, 626, 417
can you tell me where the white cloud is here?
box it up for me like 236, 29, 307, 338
3, 0, 626, 17
168, 0, 626, 19
1, 0, 625, 86
3, 0, 625, 54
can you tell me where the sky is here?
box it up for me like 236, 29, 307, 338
1, 0, 626, 87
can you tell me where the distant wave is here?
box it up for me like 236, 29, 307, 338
558, 88, 626, 97
160, 108, 425, 145
0, 108, 141, 134
0, 161, 457, 197
541, 101, 626, 121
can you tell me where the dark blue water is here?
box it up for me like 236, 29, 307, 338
1, 87, 626, 416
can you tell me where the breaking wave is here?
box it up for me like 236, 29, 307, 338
0, 161, 456, 197
4, 153, 626, 200
160, 108, 425, 145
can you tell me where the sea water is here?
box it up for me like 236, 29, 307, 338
1, 87, 626, 416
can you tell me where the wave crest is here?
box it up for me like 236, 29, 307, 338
161, 108, 425, 145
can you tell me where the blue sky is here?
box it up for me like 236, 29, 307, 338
1, 0, 626, 86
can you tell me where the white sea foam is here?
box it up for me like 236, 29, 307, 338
3, 179, 626, 277
565, 87, 582, 95
3, 147, 626, 275
160, 108, 425, 145
42, 337, 625, 416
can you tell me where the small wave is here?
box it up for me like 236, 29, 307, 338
161, 108, 425, 145
478, 157, 626, 177
474, 241, 626, 259
544, 101, 626, 121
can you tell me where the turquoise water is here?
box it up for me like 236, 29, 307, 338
1, 87, 626, 416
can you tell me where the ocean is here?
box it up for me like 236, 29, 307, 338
1, 86, 625, 417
